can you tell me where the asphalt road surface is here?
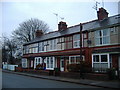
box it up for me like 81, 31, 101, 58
2, 72, 102, 88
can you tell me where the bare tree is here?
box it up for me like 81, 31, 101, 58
11, 18, 50, 60
1, 36, 16, 64
12, 18, 50, 42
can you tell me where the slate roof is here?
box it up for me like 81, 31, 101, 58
24, 14, 120, 45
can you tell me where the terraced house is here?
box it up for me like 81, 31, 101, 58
22, 8, 120, 73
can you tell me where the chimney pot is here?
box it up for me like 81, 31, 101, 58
35, 30, 43, 37
97, 7, 109, 20
58, 21, 67, 31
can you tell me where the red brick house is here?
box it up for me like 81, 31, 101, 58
22, 8, 120, 73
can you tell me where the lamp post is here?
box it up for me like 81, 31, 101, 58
80, 23, 84, 79
80, 23, 83, 61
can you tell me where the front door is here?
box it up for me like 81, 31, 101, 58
60, 59, 64, 71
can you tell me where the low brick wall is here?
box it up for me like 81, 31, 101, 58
15, 67, 23, 72
60, 72, 80, 79
60, 72, 109, 80
84, 73, 109, 81
15, 67, 50, 76
23, 69, 50, 76
15, 67, 109, 80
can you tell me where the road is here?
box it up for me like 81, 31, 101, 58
2, 72, 102, 88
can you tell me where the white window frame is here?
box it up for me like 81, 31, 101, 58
53, 39, 57, 50
110, 26, 118, 34
69, 55, 84, 64
39, 42, 45, 52
73, 34, 80, 48
38, 42, 42, 52
74, 40, 80, 48
33, 43, 38, 53
46, 57, 55, 70
44, 41, 48, 52
22, 58, 27, 68
57, 37, 65, 50
48, 39, 58, 51
95, 29, 110, 46
26, 46, 29, 54
34, 57, 42, 69
92, 53, 110, 68
73, 34, 83, 48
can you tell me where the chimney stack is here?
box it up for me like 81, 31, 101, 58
35, 30, 43, 37
58, 21, 67, 31
97, 7, 109, 20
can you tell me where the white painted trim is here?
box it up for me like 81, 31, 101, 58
92, 54, 93, 68
69, 55, 85, 64
92, 53, 110, 69
60, 58, 64, 71
34, 57, 43, 69
46, 57, 55, 70
34, 59, 36, 69
107, 54, 110, 68
22, 58, 27, 68
119, 56, 120, 71
69, 56, 71, 64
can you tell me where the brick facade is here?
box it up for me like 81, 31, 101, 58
22, 8, 120, 73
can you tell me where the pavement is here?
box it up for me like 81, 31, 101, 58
2, 69, 120, 89
0, 69, 2, 90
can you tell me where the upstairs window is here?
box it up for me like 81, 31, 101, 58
23, 46, 26, 54
73, 34, 80, 48
65, 36, 73, 49
22, 58, 27, 68
49, 40, 54, 50
95, 29, 110, 46
32, 43, 38, 53
39, 42, 44, 52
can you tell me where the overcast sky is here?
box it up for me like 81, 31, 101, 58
0, 0, 119, 37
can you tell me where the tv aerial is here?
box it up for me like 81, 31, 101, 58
92, 0, 100, 12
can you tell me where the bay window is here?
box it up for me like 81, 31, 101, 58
34, 57, 42, 69
46, 57, 55, 70
92, 54, 110, 72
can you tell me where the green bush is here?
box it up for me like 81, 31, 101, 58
67, 61, 92, 73
67, 64, 80, 72
80, 61, 92, 73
